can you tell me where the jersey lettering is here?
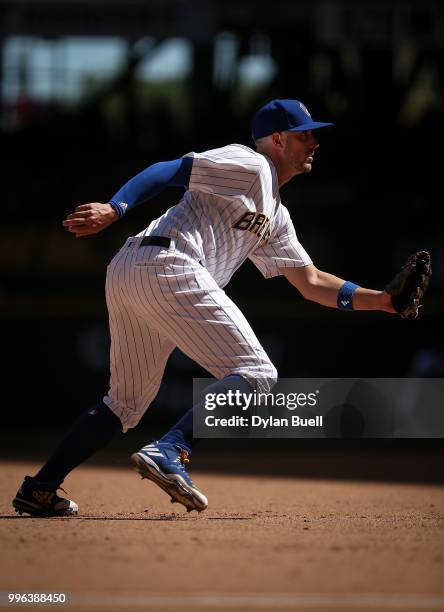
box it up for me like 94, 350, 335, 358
233, 211, 271, 240
250, 213, 266, 235
232, 212, 256, 231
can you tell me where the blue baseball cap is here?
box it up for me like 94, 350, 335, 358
251, 99, 333, 140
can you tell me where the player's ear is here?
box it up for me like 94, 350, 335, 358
272, 132, 283, 147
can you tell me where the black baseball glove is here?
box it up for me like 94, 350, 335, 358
385, 251, 432, 319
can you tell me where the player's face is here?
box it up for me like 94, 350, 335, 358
283, 130, 319, 176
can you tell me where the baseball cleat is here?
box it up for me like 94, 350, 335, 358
131, 442, 208, 513
12, 476, 78, 517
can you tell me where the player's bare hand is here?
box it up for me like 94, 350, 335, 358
62, 203, 119, 237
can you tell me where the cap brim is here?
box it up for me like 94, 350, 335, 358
288, 121, 334, 132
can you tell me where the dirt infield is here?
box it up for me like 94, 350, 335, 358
1, 461, 443, 612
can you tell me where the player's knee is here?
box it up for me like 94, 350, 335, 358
268, 364, 278, 390
87, 402, 123, 432
251, 363, 278, 395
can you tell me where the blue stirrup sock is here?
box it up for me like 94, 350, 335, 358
159, 375, 252, 453
34, 402, 122, 487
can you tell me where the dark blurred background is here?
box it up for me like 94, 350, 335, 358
0, 0, 443, 459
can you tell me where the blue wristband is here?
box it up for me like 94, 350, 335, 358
337, 281, 360, 311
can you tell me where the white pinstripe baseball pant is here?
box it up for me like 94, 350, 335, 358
103, 238, 278, 431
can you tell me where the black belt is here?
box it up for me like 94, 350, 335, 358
131, 236, 171, 248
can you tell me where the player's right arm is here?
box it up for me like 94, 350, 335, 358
63, 146, 261, 237
62, 157, 193, 237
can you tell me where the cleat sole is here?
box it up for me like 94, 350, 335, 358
131, 453, 208, 512
12, 497, 78, 518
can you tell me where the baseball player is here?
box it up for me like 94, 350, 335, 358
13, 99, 431, 516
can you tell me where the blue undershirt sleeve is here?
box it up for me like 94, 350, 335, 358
108, 156, 193, 217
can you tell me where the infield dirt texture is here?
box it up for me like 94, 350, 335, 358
1, 450, 443, 612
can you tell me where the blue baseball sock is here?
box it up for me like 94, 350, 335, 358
34, 402, 122, 487
159, 375, 252, 452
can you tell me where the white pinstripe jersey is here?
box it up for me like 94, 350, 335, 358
137, 144, 312, 288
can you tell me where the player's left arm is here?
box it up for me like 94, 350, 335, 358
280, 264, 395, 312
